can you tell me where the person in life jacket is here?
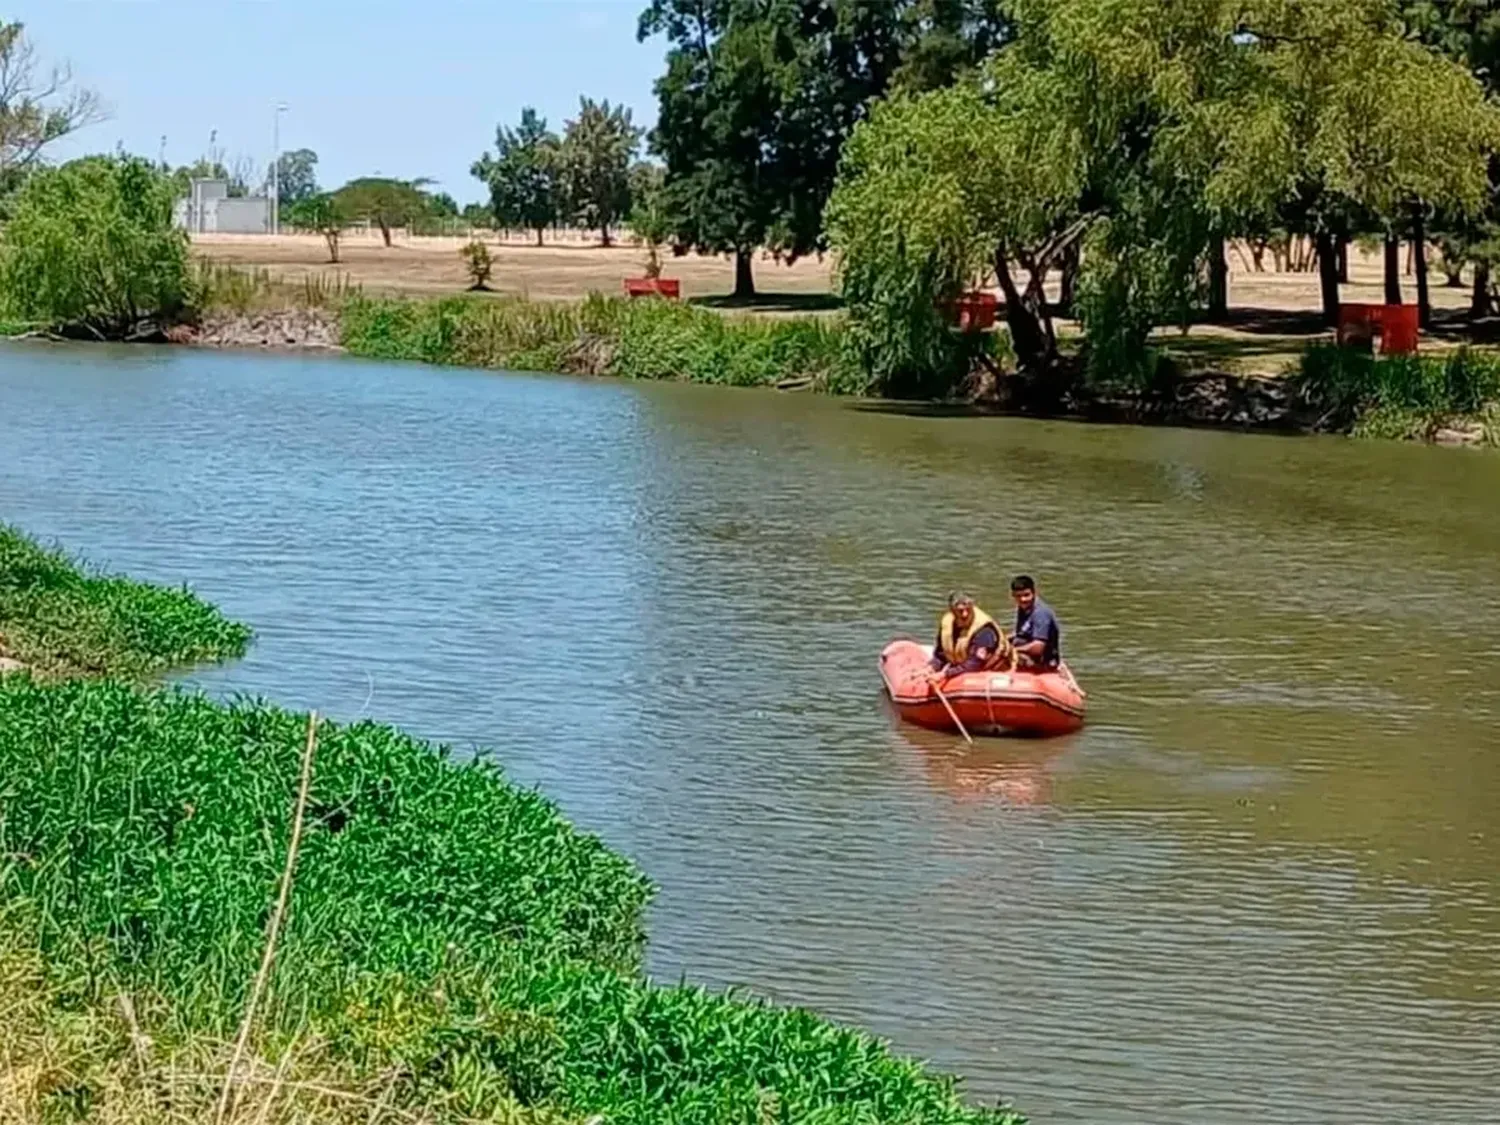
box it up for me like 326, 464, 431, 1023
928, 592, 1013, 681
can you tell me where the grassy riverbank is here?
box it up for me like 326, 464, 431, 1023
340, 292, 866, 393
10, 258, 1497, 443
0, 525, 251, 677
1294, 344, 1500, 444
0, 526, 1022, 1125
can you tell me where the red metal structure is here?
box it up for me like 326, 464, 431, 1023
943, 291, 999, 332
623, 278, 681, 300
1336, 303, 1419, 355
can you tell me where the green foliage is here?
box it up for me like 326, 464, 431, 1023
0, 524, 250, 678
272, 147, 319, 205
460, 239, 494, 290
472, 108, 562, 244
0, 155, 191, 338
0, 682, 650, 996
891, 0, 1013, 93
338, 294, 862, 392
286, 191, 349, 262
1295, 343, 1500, 432
559, 97, 641, 245
168, 157, 230, 197
628, 162, 672, 276
829, 0, 1500, 390
0, 533, 1023, 1124
827, 73, 1084, 391
609, 298, 856, 389
1210, 1, 1500, 225
0, 677, 1020, 1124
332, 176, 433, 247
640, 0, 919, 295
638, 1, 1017, 298
462, 201, 496, 228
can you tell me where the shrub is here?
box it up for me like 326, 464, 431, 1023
0, 155, 191, 338
461, 239, 494, 290
1295, 344, 1500, 431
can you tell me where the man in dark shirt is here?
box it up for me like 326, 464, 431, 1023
1010, 575, 1061, 670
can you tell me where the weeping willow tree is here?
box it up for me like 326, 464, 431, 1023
1208, 0, 1500, 327
827, 0, 1500, 399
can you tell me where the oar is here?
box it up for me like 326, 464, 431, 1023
930, 678, 975, 745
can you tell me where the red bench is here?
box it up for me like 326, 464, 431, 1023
1337, 303, 1418, 355
942, 291, 999, 332
623, 277, 681, 300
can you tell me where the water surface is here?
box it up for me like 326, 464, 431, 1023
2, 342, 1497, 1124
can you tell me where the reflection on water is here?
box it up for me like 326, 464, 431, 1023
890, 712, 1072, 807
2, 342, 1498, 1125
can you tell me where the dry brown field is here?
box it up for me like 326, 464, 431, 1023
192, 231, 834, 303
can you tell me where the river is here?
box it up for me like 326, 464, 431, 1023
3, 342, 1498, 1124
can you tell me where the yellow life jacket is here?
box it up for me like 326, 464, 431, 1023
938, 608, 1010, 671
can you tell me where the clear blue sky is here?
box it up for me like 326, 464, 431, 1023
11, 0, 664, 204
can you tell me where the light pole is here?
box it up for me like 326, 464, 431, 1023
271, 102, 288, 236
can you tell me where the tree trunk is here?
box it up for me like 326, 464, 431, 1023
325, 231, 341, 264
1057, 243, 1079, 317
734, 248, 756, 300
535, 227, 545, 247
379, 220, 392, 249
1250, 240, 1266, 272
1336, 235, 1349, 284
1472, 262, 1493, 319
600, 224, 612, 249
1207, 233, 1229, 321
1412, 207, 1431, 329
1316, 231, 1341, 326
995, 246, 1053, 374
1384, 235, 1403, 305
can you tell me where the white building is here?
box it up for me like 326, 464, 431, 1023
173, 179, 270, 235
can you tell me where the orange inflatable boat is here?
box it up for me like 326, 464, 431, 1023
879, 639, 1086, 738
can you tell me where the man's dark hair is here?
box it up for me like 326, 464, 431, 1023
1010, 575, 1036, 593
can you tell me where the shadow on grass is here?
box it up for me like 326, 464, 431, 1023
1158, 334, 1310, 368
689, 292, 845, 313
1426, 309, 1500, 345
1201, 308, 1331, 336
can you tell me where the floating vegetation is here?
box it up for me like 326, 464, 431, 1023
0, 530, 1023, 1123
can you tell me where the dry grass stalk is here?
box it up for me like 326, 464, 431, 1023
215, 712, 321, 1125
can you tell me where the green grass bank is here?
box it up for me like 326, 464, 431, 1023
338, 292, 867, 394
1293, 343, 1500, 444
245, 282, 1500, 445
0, 526, 1024, 1125
0, 524, 251, 678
